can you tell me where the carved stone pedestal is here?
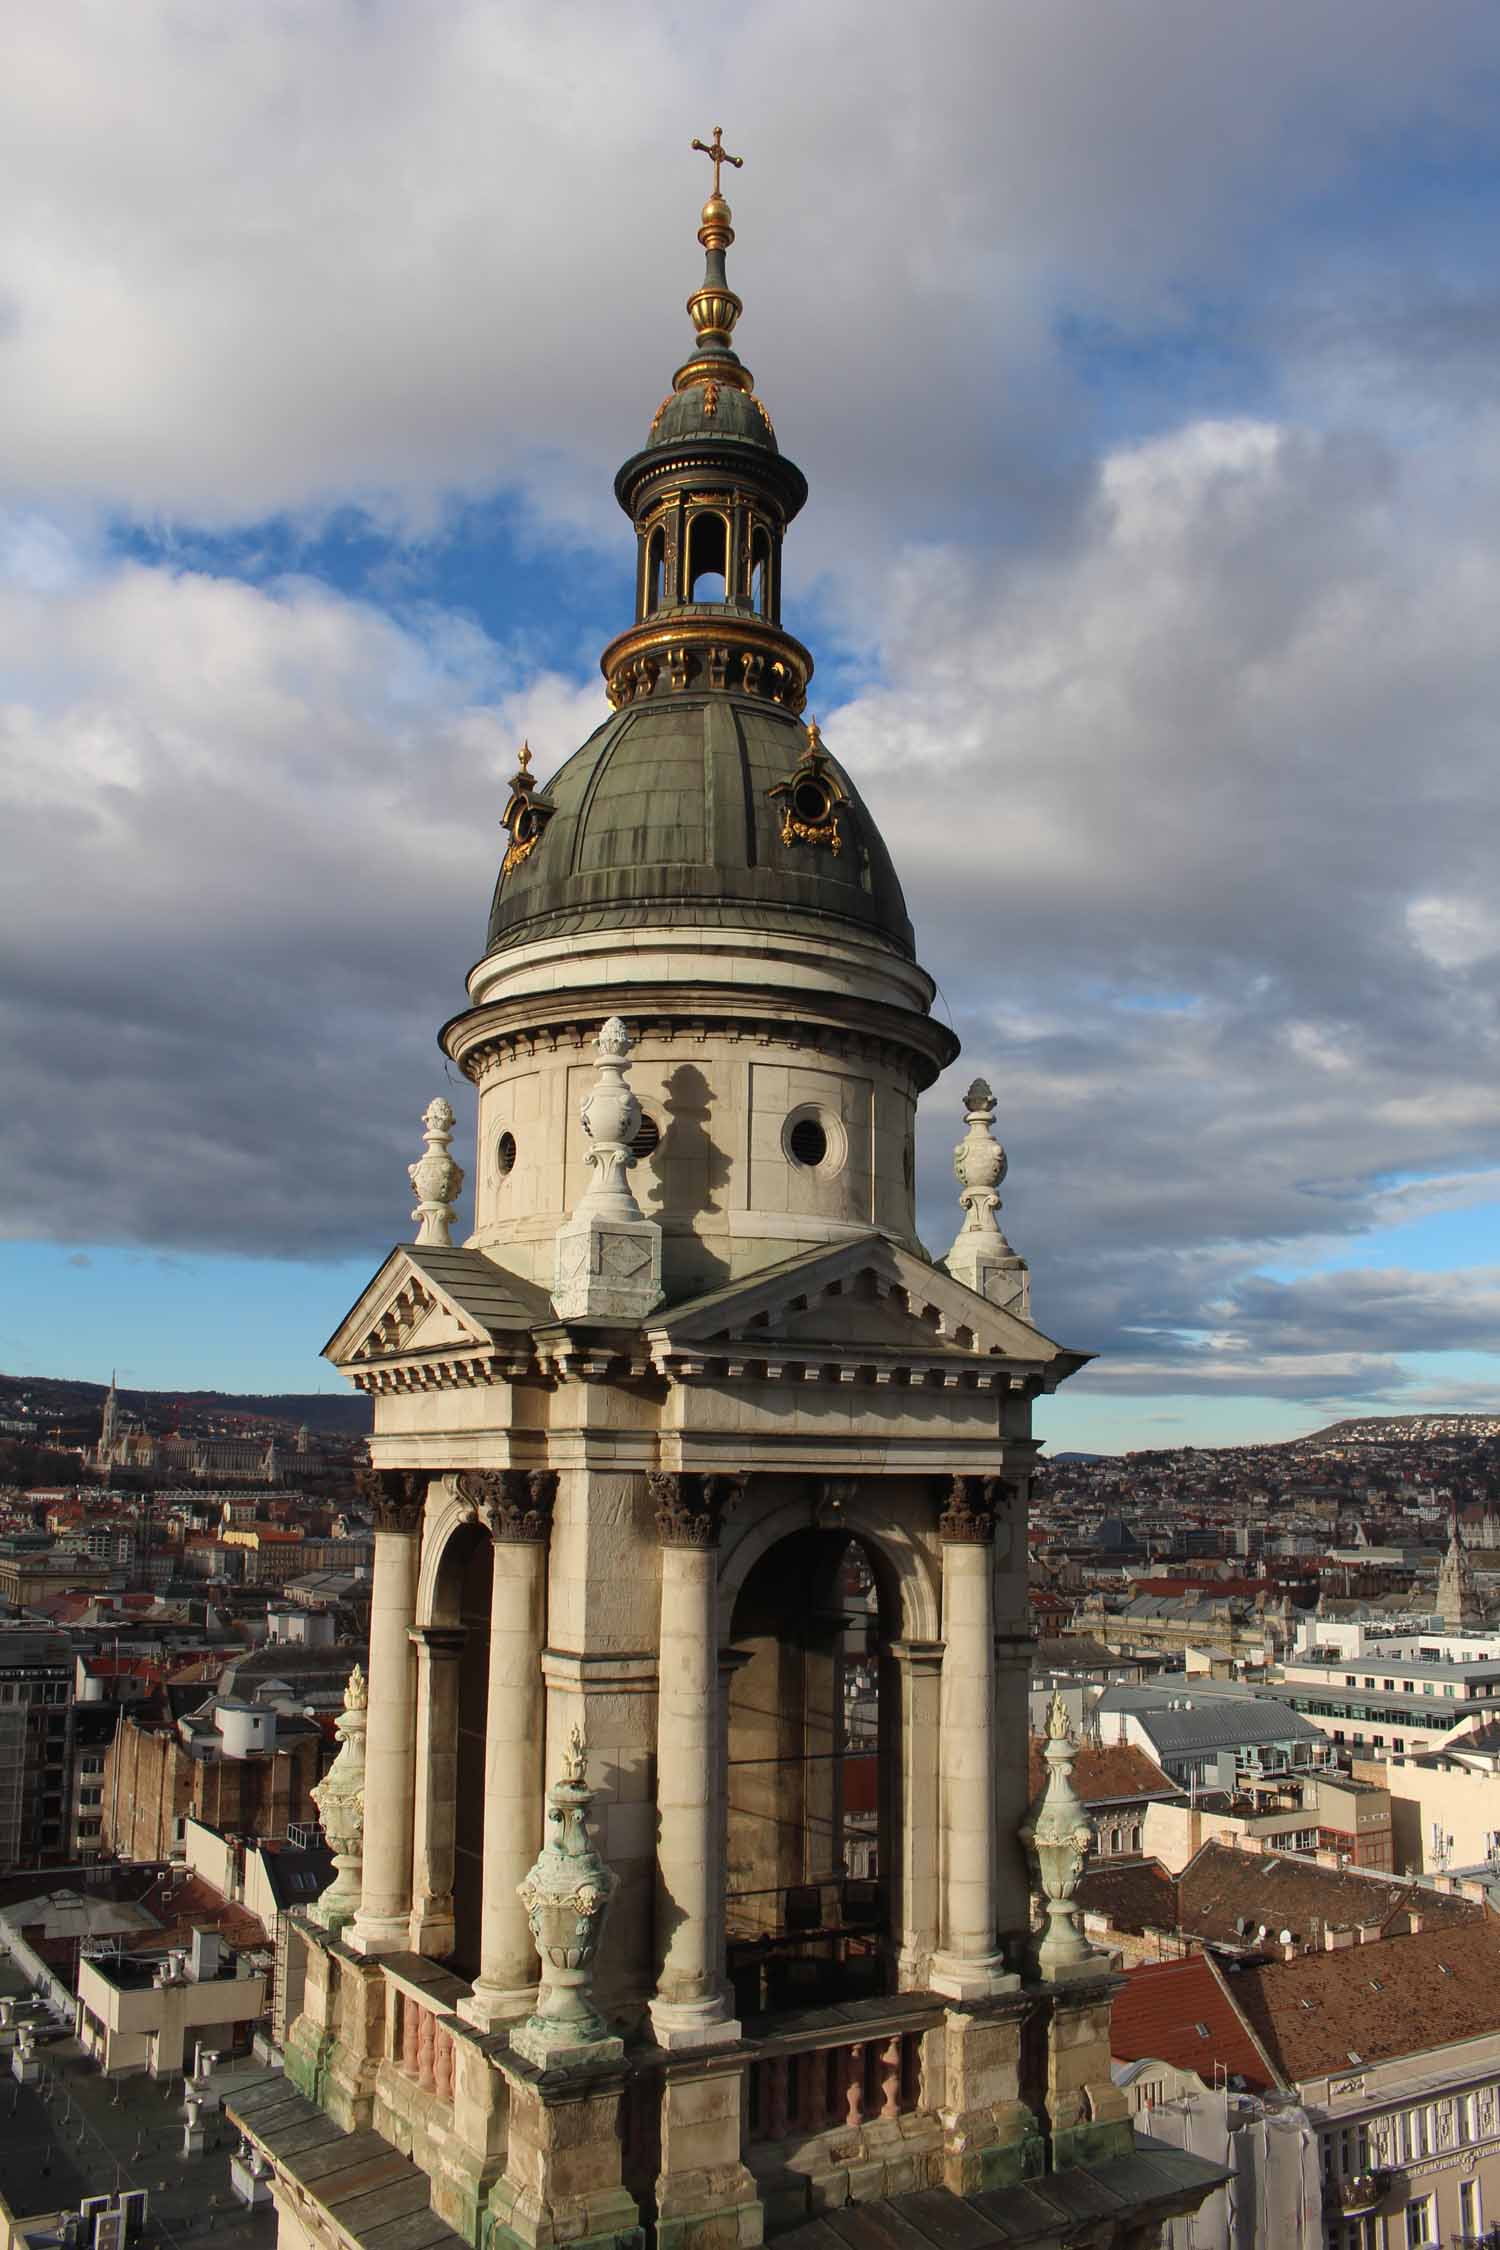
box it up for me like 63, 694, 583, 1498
938, 2001, 1044, 2197
485, 2058, 643, 2250
1041, 1977, 1133, 2173
654, 2061, 762, 2250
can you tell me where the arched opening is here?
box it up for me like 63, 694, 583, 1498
750, 524, 773, 619
725, 1528, 897, 2015
686, 510, 729, 603
428, 1520, 491, 1980
644, 525, 665, 617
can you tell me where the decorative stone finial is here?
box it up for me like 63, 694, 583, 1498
551, 1019, 663, 1323
309, 1665, 368, 1931
409, 1097, 464, 1247
510, 1728, 623, 2071
940, 1078, 1031, 1319
1021, 1691, 1101, 1980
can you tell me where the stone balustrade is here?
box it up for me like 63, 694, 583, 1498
398, 1987, 457, 2103
746, 2025, 922, 2144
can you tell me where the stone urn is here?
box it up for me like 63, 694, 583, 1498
409, 1097, 464, 1246
1021, 1689, 1100, 1979
577, 1017, 643, 1218
953, 1078, 1008, 1228
310, 1664, 367, 1931
510, 1726, 622, 2069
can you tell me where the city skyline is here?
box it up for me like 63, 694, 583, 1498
5, 3, 1500, 1454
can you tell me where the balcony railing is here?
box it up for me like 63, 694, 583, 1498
746, 2027, 921, 2145
396, 1991, 454, 2103
1336, 2169, 1390, 2215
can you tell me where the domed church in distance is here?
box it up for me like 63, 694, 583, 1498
227, 132, 1222, 2250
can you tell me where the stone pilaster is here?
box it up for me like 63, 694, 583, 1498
889, 1639, 942, 1991
351, 1472, 425, 1957
460, 1468, 555, 2031
648, 1472, 741, 2051
408, 1625, 466, 1957
930, 1477, 1016, 2002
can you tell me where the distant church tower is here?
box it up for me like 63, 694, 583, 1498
234, 137, 1219, 2250
1438, 1505, 1483, 1629
97, 1371, 120, 1466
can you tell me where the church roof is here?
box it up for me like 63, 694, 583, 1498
484, 696, 914, 959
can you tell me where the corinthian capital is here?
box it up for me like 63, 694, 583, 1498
356, 1467, 429, 1536
459, 1468, 557, 1543
938, 1473, 1004, 1545
650, 1471, 743, 1548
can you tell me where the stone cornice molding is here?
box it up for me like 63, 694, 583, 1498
650, 1470, 744, 1548
444, 990, 954, 1089
458, 1468, 558, 1543
350, 1350, 534, 1395
356, 1467, 430, 1536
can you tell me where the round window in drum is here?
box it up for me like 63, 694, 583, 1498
496, 1130, 518, 1178
788, 1116, 828, 1169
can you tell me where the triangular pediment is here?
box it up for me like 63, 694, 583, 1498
645, 1232, 1087, 1386
323, 1243, 553, 1373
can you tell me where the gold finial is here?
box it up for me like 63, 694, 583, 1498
691, 126, 742, 201
804, 715, 823, 755
517, 740, 532, 773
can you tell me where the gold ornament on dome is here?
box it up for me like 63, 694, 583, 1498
500, 739, 552, 876
769, 717, 848, 855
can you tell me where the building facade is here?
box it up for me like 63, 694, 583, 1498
230, 154, 1221, 2250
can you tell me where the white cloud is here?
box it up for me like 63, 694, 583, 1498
7, 3, 1500, 1416
0, 527, 605, 1253
2, 2, 1500, 537
1408, 895, 1500, 971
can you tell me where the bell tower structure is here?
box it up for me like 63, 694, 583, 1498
234, 136, 1224, 2250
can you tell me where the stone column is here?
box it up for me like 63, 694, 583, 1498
931, 1476, 1016, 2001
648, 1472, 741, 2050
351, 1472, 426, 1956
461, 1470, 554, 2031
408, 1626, 466, 1957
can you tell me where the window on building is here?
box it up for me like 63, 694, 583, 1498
686, 510, 728, 602
1460, 2177, 1481, 2236
1404, 2193, 1434, 2246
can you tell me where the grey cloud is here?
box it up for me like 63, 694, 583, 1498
3, 1, 1500, 549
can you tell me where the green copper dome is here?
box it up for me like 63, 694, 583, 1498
485, 697, 914, 959
483, 159, 913, 968
644, 381, 777, 453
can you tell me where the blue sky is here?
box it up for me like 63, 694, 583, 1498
4, 2, 1500, 1452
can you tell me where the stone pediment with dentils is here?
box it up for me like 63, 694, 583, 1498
643, 1233, 1088, 1392
323, 1244, 553, 1393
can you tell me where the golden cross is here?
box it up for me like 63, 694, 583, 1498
691, 126, 743, 199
